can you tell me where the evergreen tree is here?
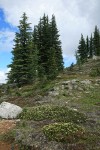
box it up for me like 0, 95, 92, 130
35, 14, 63, 79
86, 36, 89, 57
50, 15, 64, 72
76, 25, 100, 63
8, 13, 64, 84
93, 26, 100, 56
77, 34, 87, 63
47, 47, 57, 79
36, 15, 50, 78
89, 34, 94, 58
8, 13, 32, 86
29, 26, 39, 79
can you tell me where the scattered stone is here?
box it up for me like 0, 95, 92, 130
96, 79, 100, 84
48, 91, 59, 96
61, 81, 70, 85
80, 79, 91, 85
94, 83, 99, 86
73, 108, 78, 111
48, 78, 100, 97
0, 102, 22, 119
85, 91, 90, 94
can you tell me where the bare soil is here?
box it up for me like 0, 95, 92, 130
0, 120, 18, 150
0, 120, 16, 134
0, 141, 18, 150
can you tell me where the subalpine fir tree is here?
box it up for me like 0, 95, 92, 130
77, 34, 87, 63
8, 13, 32, 86
7, 33, 21, 84
89, 34, 94, 58
50, 15, 64, 72
36, 15, 50, 78
47, 47, 58, 79
86, 36, 89, 57
30, 29, 39, 79
34, 14, 63, 79
93, 26, 100, 56
76, 25, 100, 63
8, 13, 64, 84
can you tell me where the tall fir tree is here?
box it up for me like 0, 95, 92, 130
76, 25, 100, 64
30, 29, 39, 79
50, 15, 64, 72
34, 14, 64, 79
77, 34, 87, 63
8, 13, 32, 86
86, 36, 89, 57
89, 34, 94, 58
36, 15, 50, 78
8, 13, 64, 84
93, 26, 100, 56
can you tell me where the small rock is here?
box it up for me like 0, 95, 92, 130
48, 91, 59, 96
0, 102, 22, 119
62, 81, 70, 85
80, 80, 91, 85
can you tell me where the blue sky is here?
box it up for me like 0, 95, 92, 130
0, 8, 12, 69
0, 0, 100, 83
0, 9, 15, 67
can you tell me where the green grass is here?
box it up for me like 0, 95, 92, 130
8, 80, 55, 98
0, 130, 16, 142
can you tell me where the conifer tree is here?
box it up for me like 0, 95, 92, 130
36, 15, 50, 78
47, 47, 57, 79
76, 25, 100, 63
8, 13, 32, 86
93, 26, 100, 56
30, 31, 39, 79
8, 13, 64, 84
89, 34, 94, 58
50, 15, 64, 72
35, 14, 63, 79
86, 36, 89, 57
77, 34, 87, 63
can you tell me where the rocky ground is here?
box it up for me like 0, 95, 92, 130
0, 59, 100, 150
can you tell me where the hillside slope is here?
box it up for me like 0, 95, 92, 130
0, 59, 100, 150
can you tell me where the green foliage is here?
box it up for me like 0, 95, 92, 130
7, 13, 64, 86
7, 13, 33, 86
50, 15, 64, 72
76, 25, 100, 64
36, 14, 63, 79
15, 90, 21, 96
90, 68, 100, 77
89, 34, 94, 58
68, 63, 74, 71
0, 130, 16, 142
43, 122, 85, 143
18, 105, 86, 123
86, 36, 90, 57
93, 26, 100, 56
76, 34, 87, 64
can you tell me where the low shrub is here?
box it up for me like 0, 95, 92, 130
43, 122, 85, 143
18, 105, 87, 123
90, 68, 100, 77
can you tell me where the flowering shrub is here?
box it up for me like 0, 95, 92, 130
43, 122, 85, 143
18, 105, 86, 123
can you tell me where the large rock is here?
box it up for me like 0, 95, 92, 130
0, 102, 22, 119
